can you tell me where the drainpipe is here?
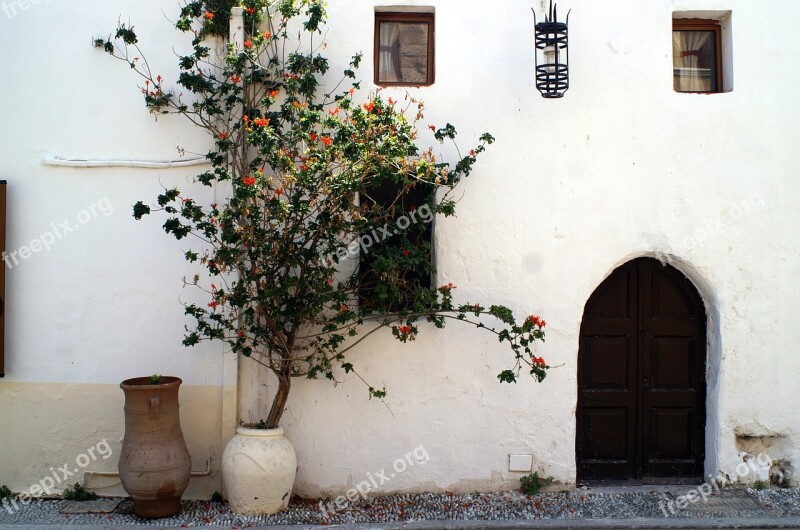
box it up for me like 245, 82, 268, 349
82, 458, 213, 484
230, 7, 244, 49
41, 156, 208, 168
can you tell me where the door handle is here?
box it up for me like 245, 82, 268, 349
643, 376, 651, 392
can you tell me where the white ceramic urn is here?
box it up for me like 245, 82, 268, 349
221, 426, 297, 514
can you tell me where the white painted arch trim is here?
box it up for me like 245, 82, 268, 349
578, 250, 722, 481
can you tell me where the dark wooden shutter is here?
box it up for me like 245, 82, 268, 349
0, 180, 6, 377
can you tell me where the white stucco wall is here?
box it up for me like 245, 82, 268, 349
0, 0, 798, 498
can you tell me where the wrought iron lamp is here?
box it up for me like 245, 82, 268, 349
532, 1, 571, 98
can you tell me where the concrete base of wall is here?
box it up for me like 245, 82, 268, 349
0, 382, 229, 500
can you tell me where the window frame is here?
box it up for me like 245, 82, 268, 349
373, 12, 435, 87
672, 18, 723, 94
357, 180, 435, 312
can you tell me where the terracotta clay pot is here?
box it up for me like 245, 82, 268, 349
221, 426, 296, 514
119, 376, 191, 518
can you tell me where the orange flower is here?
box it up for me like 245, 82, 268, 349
388, 97, 395, 105
528, 315, 546, 328
217, 132, 230, 140
363, 101, 375, 112
309, 133, 318, 142
438, 282, 456, 291
242, 176, 256, 186
274, 189, 283, 197
244, 39, 253, 49
340, 304, 348, 312
328, 107, 339, 116
533, 356, 547, 368
263, 31, 271, 40
398, 325, 412, 335
428, 125, 436, 132
253, 117, 269, 127
230, 75, 242, 83
244, 7, 256, 15
320, 136, 332, 147
269, 90, 279, 98
204, 11, 214, 20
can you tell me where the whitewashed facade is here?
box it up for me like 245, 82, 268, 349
0, 0, 798, 499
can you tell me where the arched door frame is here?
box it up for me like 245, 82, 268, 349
575, 252, 720, 482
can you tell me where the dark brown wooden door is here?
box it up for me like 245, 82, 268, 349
0, 180, 5, 377
576, 257, 706, 481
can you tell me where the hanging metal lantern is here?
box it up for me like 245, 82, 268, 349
532, 1, 571, 98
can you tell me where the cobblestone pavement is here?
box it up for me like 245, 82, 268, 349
0, 487, 798, 527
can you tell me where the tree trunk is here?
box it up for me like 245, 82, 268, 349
265, 374, 291, 429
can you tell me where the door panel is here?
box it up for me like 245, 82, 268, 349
576, 264, 638, 480
585, 337, 631, 390
650, 337, 695, 389
577, 257, 706, 481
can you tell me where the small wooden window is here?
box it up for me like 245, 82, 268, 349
374, 13, 434, 86
673, 19, 722, 93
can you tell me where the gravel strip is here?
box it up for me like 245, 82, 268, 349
749, 487, 800, 515
0, 488, 797, 527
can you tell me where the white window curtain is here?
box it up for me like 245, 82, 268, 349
673, 31, 711, 92
379, 22, 401, 82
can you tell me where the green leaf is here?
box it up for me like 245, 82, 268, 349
157, 188, 180, 206
132, 201, 151, 219
497, 370, 518, 384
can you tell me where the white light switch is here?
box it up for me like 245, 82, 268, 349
509, 454, 533, 472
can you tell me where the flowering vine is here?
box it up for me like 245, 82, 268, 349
95, 0, 549, 428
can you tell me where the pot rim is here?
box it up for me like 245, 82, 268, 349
235, 425, 285, 437
121, 376, 183, 389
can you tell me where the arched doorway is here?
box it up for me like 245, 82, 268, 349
576, 257, 706, 482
